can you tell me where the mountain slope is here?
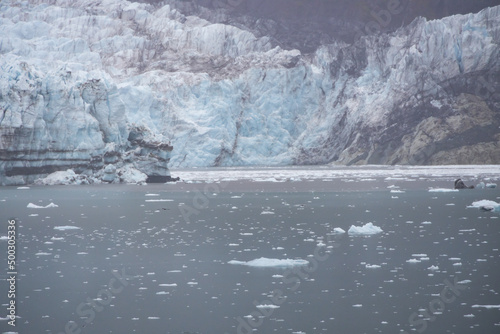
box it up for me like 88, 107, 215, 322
0, 0, 499, 185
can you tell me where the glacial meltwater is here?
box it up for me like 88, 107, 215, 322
1, 166, 500, 334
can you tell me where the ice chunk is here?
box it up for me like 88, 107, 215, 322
27, 202, 59, 208
428, 188, 459, 192
468, 199, 500, 212
256, 304, 280, 309
427, 265, 439, 271
333, 227, 346, 234
365, 264, 381, 269
406, 259, 421, 263
471, 305, 500, 309
348, 223, 383, 235
228, 257, 308, 267
54, 226, 81, 231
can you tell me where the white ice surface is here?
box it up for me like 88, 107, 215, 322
27, 202, 59, 208
228, 257, 308, 267
348, 223, 383, 235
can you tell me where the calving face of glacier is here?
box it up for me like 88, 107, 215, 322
1, 0, 499, 184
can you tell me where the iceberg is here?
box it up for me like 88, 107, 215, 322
53, 226, 81, 231
27, 202, 59, 209
468, 199, 500, 212
348, 223, 383, 235
428, 188, 459, 193
228, 257, 309, 267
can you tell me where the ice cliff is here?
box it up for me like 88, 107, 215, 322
0, 0, 499, 185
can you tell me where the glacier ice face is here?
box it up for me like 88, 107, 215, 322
1, 0, 499, 184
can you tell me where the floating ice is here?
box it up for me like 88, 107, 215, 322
471, 305, 500, 309
260, 210, 275, 215
145, 199, 174, 202
333, 227, 346, 234
228, 257, 308, 267
0, 236, 7, 241
428, 188, 459, 192
17, 187, 30, 189
256, 304, 280, 309
348, 223, 383, 235
406, 259, 421, 263
428, 265, 439, 271
468, 199, 500, 212
53, 226, 81, 231
159, 284, 177, 287
365, 264, 381, 269
27, 202, 59, 209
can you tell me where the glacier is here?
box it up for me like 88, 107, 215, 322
0, 0, 499, 185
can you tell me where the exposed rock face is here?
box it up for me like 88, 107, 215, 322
0, 0, 499, 185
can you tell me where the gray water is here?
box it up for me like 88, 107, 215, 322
1, 170, 500, 334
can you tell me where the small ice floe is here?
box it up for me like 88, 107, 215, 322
457, 280, 472, 284
406, 259, 421, 263
0, 236, 8, 241
159, 283, 177, 287
463, 314, 475, 318
228, 257, 308, 267
333, 227, 346, 234
256, 304, 280, 309
471, 305, 500, 309
390, 190, 405, 193
17, 186, 30, 190
148, 317, 160, 320
27, 202, 59, 209
428, 188, 458, 193
427, 265, 439, 271
54, 226, 81, 231
352, 304, 363, 308
348, 223, 383, 235
77, 252, 88, 255
421, 221, 432, 225
145, 194, 160, 196
365, 264, 381, 269
260, 210, 275, 215
486, 183, 497, 188
468, 200, 500, 212
35, 252, 52, 256
145, 199, 174, 202
156, 291, 169, 295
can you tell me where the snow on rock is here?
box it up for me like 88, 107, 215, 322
228, 257, 308, 267
348, 223, 383, 235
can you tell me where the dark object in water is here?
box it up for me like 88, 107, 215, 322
454, 179, 474, 189
146, 175, 180, 183
479, 206, 494, 212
